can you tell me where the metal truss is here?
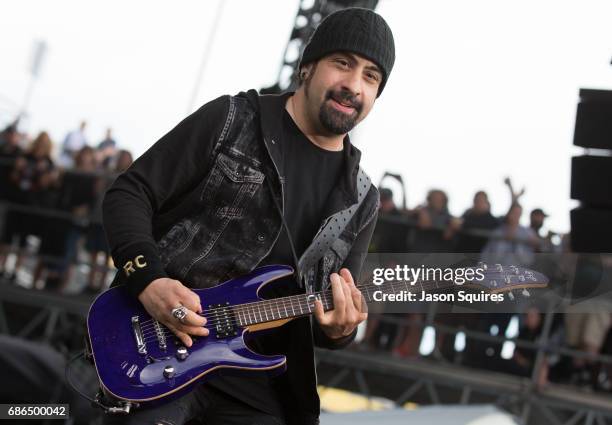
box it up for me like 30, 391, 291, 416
315, 347, 612, 425
0, 281, 89, 343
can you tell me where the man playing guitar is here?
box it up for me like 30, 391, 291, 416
101, 7, 395, 425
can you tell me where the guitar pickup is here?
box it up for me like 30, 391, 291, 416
209, 303, 237, 339
153, 320, 167, 351
131, 316, 147, 355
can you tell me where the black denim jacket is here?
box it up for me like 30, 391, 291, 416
102, 89, 379, 424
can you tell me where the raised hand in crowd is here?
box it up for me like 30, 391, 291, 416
504, 176, 525, 204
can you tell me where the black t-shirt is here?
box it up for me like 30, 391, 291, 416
206, 109, 345, 417
264, 109, 345, 265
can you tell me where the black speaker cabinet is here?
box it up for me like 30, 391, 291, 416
573, 89, 612, 150
570, 206, 612, 252
571, 155, 612, 207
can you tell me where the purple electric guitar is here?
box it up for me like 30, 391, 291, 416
87, 263, 548, 409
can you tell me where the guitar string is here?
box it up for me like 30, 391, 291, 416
137, 285, 338, 331
139, 292, 336, 341
137, 294, 317, 335
137, 271, 515, 336
140, 310, 316, 344
139, 279, 502, 344
137, 276, 448, 334
138, 272, 518, 342
136, 272, 497, 330
139, 277, 439, 340
141, 286, 525, 344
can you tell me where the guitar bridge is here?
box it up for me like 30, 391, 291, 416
131, 316, 147, 355
209, 302, 237, 339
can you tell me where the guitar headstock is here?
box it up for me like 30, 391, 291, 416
470, 263, 549, 294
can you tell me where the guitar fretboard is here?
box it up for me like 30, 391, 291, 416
232, 274, 473, 327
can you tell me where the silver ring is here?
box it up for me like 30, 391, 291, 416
171, 306, 188, 324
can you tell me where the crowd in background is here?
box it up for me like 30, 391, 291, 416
364, 182, 612, 394
0, 121, 133, 293
0, 121, 611, 396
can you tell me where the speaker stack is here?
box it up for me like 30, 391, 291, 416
571, 89, 612, 252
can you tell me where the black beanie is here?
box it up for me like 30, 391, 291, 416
299, 7, 395, 97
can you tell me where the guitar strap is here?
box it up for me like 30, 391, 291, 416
265, 175, 303, 286
265, 167, 371, 291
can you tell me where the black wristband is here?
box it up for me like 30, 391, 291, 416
112, 242, 168, 298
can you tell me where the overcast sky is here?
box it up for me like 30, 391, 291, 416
2, 0, 612, 233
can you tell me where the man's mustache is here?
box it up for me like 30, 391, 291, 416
326, 89, 363, 113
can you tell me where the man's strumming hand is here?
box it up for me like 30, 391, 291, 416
138, 278, 209, 347
313, 268, 368, 340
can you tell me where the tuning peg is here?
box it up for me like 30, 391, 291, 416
495, 264, 503, 272
478, 262, 488, 271
507, 291, 515, 301
521, 289, 530, 298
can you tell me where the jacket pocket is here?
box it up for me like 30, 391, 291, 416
215, 151, 265, 184
203, 152, 265, 219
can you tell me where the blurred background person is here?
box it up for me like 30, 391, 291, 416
530, 208, 554, 252
530, 208, 547, 236
369, 188, 408, 253
413, 189, 460, 253
0, 131, 57, 281
0, 125, 25, 207
95, 127, 117, 170
59, 120, 88, 168
455, 190, 500, 253
112, 149, 133, 173
0, 124, 23, 160
482, 203, 539, 267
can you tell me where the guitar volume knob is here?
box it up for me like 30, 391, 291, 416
176, 347, 189, 360
163, 365, 175, 379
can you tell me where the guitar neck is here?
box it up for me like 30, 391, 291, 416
231, 276, 458, 327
